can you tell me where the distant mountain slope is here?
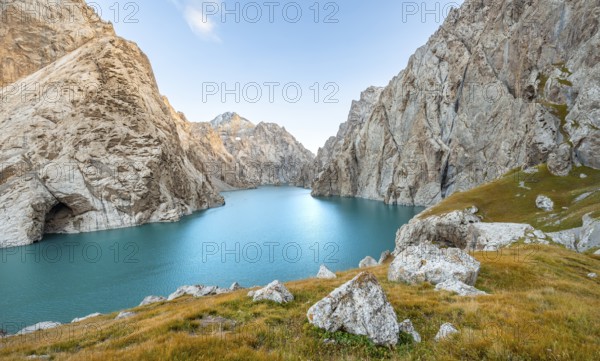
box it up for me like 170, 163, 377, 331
191, 112, 315, 189
312, 0, 600, 205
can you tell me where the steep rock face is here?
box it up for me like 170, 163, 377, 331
0, 0, 114, 87
311, 87, 384, 196
0, 1, 224, 248
191, 112, 314, 189
312, 0, 600, 205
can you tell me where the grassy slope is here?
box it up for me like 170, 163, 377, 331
1, 246, 599, 361
421, 165, 600, 233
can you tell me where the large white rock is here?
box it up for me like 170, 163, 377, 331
398, 319, 421, 343
316, 265, 337, 279
71, 313, 102, 323
536, 195, 554, 212
139, 296, 166, 306
359, 256, 378, 268
17, 322, 62, 335
252, 281, 294, 304
230, 282, 243, 291
435, 323, 459, 342
435, 279, 487, 297
307, 272, 399, 346
388, 243, 480, 285
588, 273, 598, 279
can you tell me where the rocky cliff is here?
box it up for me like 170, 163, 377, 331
312, 0, 600, 205
0, 0, 224, 248
191, 112, 315, 189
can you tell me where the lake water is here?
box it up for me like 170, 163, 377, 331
0, 187, 422, 333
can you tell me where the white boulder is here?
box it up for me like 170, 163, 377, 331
252, 280, 294, 304
588, 273, 597, 279
435, 279, 487, 296
536, 195, 554, 211
17, 322, 61, 335
316, 265, 337, 279
167, 285, 225, 301
139, 296, 166, 306
388, 243, 480, 285
359, 256, 378, 268
230, 282, 242, 291
434, 323, 459, 342
307, 272, 399, 346
115, 311, 136, 320
71, 313, 102, 323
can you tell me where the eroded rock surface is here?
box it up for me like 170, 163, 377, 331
388, 242, 480, 285
312, 0, 600, 205
307, 272, 399, 346
0, 0, 224, 248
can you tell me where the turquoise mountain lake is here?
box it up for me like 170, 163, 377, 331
0, 187, 422, 333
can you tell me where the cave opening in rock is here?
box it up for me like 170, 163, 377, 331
44, 202, 75, 234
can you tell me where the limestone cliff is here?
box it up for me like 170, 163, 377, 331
0, 0, 224, 248
312, 0, 600, 205
191, 112, 315, 189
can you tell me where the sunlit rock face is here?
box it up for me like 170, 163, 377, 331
191, 112, 315, 190
0, 0, 224, 248
312, 0, 600, 205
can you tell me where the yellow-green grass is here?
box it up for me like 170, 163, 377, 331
421, 165, 600, 233
1, 245, 599, 361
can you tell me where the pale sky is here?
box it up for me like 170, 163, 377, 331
92, 0, 463, 152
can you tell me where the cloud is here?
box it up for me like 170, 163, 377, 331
169, 0, 221, 42
184, 5, 221, 42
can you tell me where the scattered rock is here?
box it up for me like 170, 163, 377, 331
595, 249, 600, 255
115, 312, 136, 320
547, 144, 572, 176
316, 265, 337, 279
230, 282, 243, 291
435, 279, 487, 296
435, 323, 459, 342
533, 230, 547, 239
307, 272, 399, 346
359, 256, 378, 268
388, 243, 480, 285
588, 273, 598, 279
536, 195, 554, 212
17, 322, 61, 335
574, 192, 592, 202
139, 296, 166, 307
167, 285, 229, 301
578, 214, 600, 251
378, 250, 391, 264
398, 319, 421, 343
0, 329, 7, 338
247, 290, 256, 298
580, 174, 588, 179
71, 313, 102, 323
252, 281, 294, 304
